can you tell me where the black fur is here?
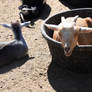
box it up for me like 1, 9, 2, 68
19, 0, 46, 22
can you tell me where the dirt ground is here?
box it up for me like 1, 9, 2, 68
1, 0, 92, 92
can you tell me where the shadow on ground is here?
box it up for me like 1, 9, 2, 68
48, 59, 92, 92
39, 4, 51, 20
59, 0, 75, 9
59, 0, 92, 9
0, 55, 34, 74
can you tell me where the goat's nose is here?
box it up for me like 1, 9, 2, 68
64, 47, 70, 53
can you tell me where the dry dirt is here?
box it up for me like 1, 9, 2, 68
1, 0, 92, 92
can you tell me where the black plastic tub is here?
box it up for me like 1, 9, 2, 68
63, 0, 92, 8
41, 8, 92, 73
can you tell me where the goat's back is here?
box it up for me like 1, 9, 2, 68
0, 41, 28, 66
21, 0, 45, 6
76, 17, 92, 45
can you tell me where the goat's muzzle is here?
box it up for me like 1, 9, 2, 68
64, 47, 72, 56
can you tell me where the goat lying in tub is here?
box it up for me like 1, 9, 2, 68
0, 21, 30, 66
19, 0, 47, 22
45, 15, 92, 56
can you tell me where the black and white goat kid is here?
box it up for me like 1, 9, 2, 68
19, 0, 46, 22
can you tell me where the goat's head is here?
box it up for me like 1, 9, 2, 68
0, 21, 31, 31
45, 15, 92, 56
0, 21, 30, 40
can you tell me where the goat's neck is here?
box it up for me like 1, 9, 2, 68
13, 28, 24, 41
13, 29, 28, 48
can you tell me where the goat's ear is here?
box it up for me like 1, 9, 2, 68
79, 27, 92, 33
20, 21, 31, 27
73, 15, 79, 22
61, 17, 65, 22
44, 24, 59, 31
0, 24, 11, 29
